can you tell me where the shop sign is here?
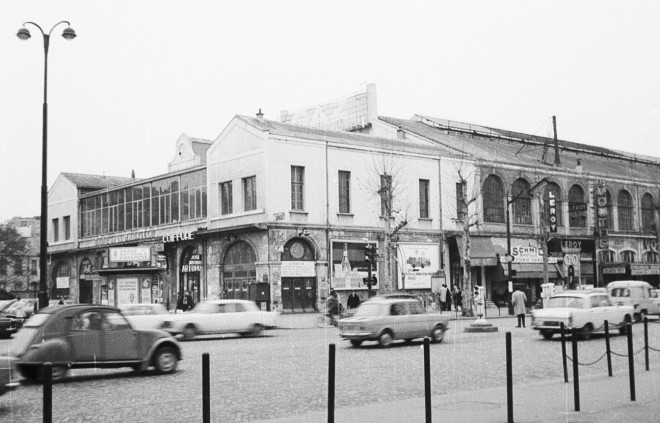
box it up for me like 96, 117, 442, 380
511, 243, 557, 264
94, 230, 156, 247
281, 261, 316, 277
56, 276, 70, 289
109, 247, 151, 262
603, 267, 626, 274
547, 238, 594, 259
182, 253, 203, 273
116, 278, 139, 305
548, 190, 557, 232
631, 265, 660, 276
162, 231, 195, 243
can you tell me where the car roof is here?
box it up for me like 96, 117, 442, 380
607, 280, 651, 287
40, 304, 121, 315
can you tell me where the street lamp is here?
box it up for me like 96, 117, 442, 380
17, 21, 77, 309
505, 178, 548, 314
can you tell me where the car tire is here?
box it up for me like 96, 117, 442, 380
378, 330, 394, 348
350, 339, 363, 347
153, 346, 178, 374
183, 324, 197, 341
579, 323, 593, 341
250, 324, 264, 337
50, 366, 70, 381
430, 325, 445, 343
541, 331, 554, 340
18, 365, 39, 381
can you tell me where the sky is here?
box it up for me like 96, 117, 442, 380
1, 0, 659, 223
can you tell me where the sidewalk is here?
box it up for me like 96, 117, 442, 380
251, 368, 660, 422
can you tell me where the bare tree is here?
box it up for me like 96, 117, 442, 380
455, 169, 480, 317
362, 154, 409, 293
0, 224, 28, 291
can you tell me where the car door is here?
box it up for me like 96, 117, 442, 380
66, 310, 104, 362
388, 302, 409, 340
407, 301, 428, 338
102, 310, 139, 361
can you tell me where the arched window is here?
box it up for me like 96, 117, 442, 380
642, 251, 659, 264
621, 250, 636, 263
482, 175, 505, 223
599, 250, 615, 263
641, 193, 656, 232
223, 241, 256, 300
53, 262, 71, 299
512, 179, 531, 224
617, 190, 634, 231
568, 184, 587, 228
543, 182, 562, 227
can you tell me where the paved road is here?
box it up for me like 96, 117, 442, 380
1, 316, 659, 422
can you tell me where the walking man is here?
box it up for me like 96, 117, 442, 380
512, 287, 528, 327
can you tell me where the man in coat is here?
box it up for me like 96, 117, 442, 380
512, 288, 528, 328
347, 291, 361, 310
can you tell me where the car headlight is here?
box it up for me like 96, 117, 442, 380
161, 321, 172, 329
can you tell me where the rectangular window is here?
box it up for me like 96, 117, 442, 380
380, 174, 392, 217
338, 171, 351, 213
31, 259, 38, 275
291, 166, 305, 211
14, 258, 22, 275
243, 176, 257, 211
419, 179, 430, 219
52, 218, 59, 242
456, 182, 467, 220
63, 216, 71, 240
220, 181, 233, 215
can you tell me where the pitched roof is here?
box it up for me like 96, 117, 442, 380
190, 137, 213, 158
61, 173, 138, 190
378, 115, 660, 183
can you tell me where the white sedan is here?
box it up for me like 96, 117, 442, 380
160, 300, 279, 340
119, 304, 172, 330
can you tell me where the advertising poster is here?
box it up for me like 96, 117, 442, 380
116, 278, 139, 305
331, 241, 378, 290
397, 244, 439, 289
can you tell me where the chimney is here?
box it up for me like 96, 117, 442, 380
397, 125, 405, 140
553, 116, 561, 166
256, 108, 264, 120
131, 169, 135, 180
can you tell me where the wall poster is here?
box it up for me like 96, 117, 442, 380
331, 240, 378, 290
397, 243, 439, 290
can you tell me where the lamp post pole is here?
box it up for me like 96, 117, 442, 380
17, 21, 76, 309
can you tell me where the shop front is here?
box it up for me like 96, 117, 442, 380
281, 238, 317, 312
330, 239, 377, 305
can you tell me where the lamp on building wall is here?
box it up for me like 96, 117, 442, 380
505, 178, 548, 314
16, 21, 77, 309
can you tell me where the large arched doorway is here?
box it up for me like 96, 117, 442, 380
79, 258, 94, 304
223, 241, 256, 300
281, 238, 316, 312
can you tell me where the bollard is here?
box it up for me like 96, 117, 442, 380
644, 317, 649, 371
627, 322, 636, 401
571, 329, 580, 412
202, 353, 210, 423
43, 362, 52, 423
560, 323, 568, 383
328, 343, 335, 423
424, 337, 431, 423
506, 332, 513, 423
604, 320, 612, 377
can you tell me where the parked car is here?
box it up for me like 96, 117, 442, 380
607, 280, 660, 321
3, 298, 38, 320
0, 299, 18, 313
0, 304, 181, 382
160, 299, 279, 340
337, 297, 450, 347
0, 312, 24, 339
0, 355, 20, 396
531, 290, 634, 340
119, 303, 171, 330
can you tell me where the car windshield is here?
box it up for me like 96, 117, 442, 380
547, 296, 585, 309
193, 302, 218, 313
353, 303, 384, 317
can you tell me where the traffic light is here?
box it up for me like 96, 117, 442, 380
365, 244, 376, 268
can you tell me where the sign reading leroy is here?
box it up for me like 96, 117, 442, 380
548, 189, 557, 232
109, 246, 151, 262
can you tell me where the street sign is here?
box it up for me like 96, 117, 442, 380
363, 276, 377, 285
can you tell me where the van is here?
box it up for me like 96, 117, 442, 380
607, 280, 660, 321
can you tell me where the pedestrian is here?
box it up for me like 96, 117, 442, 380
512, 287, 528, 328
326, 290, 340, 325
184, 290, 194, 311
438, 284, 449, 311
453, 287, 463, 312
347, 291, 361, 310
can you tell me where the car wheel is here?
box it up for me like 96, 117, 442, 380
153, 346, 178, 374
378, 330, 394, 348
350, 339, 363, 347
19, 365, 39, 381
579, 324, 593, 341
183, 324, 197, 341
250, 324, 264, 337
430, 325, 445, 343
50, 366, 69, 381
541, 331, 554, 340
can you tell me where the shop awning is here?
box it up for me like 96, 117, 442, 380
454, 237, 507, 266
509, 263, 561, 279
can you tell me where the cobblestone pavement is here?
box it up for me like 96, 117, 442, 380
1, 316, 659, 422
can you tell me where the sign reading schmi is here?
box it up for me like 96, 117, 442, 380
109, 247, 151, 262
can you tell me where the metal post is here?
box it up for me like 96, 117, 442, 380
43, 362, 52, 423
424, 337, 432, 423
571, 329, 580, 411
506, 201, 513, 315
328, 343, 335, 423
604, 320, 612, 377
506, 332, 513, 423
627, 323, 636, 401
644, 317, 649, 371
560, 322, 568, 383
202, 353, 210, 423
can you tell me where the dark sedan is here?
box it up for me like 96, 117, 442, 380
0, 304, 182, 385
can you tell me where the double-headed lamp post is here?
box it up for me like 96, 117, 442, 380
17, 21, 77, 309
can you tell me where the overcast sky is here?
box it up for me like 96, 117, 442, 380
2, 0, 659, 223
